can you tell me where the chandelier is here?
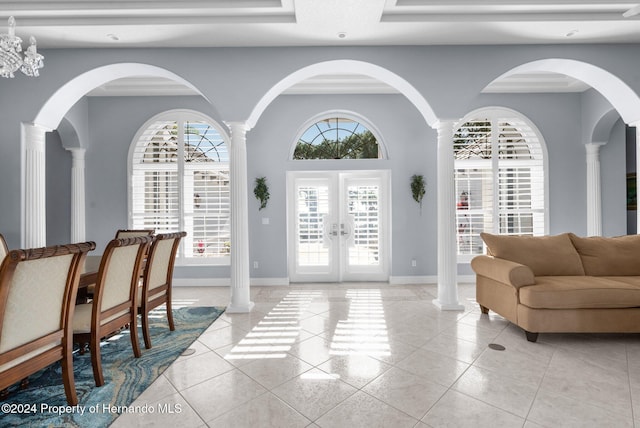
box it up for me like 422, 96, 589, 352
0, 16, 44, 78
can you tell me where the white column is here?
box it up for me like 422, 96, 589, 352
68, 148, 86, 243
21, 123, 49, 248
226, 121, 254, 313
434, 119, 464, 311
585, 143, 604, 237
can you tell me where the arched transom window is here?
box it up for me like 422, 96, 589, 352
454, 109, 547, 259
130, 111, 230, 265
294, 117, 381, 160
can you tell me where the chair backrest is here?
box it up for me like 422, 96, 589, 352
0, 234, 8, 264
93, 236, 152, 320
115, 229, 155, 239
0, 242, 95, 373
144, 232, 186, 295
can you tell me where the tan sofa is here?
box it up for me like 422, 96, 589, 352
471, 232, 640, 342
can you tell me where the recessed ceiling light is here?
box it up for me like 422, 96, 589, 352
565, 29, 579, 37
337, 32, 347, 39
107, 33, 120, 41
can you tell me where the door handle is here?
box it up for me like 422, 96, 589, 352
330, 223, 338, 237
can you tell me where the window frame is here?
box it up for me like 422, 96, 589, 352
290, 110, 389, 161
454, 107, 549, 263
127, 109, 231, 266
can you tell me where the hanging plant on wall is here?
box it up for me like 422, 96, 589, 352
410, 174, 426, 212
254, 176, 270, 210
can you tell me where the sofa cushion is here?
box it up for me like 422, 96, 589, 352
568, 233, 640, 276
599, 276, 640, 287
519, 276, 640, 309
480, 232, 585, 276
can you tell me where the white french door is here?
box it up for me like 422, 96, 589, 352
287, 170, 390, 282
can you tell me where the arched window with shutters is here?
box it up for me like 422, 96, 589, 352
129, 110, 230, 265
454, 108, 548, 261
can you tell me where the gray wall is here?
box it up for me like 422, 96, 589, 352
0, 44, 636, 280
248, 94, 436, 278
45, 89, 628, 280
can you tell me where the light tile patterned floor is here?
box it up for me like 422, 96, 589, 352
111, 283, 640, 427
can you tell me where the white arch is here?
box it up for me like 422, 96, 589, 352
247, 59, 438, 129
34, 63, 208, 130
591, 109, 621, 144
489, 59, 640, 125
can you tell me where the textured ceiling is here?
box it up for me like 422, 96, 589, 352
8, 1, 635, 95
4, 0, 640, 49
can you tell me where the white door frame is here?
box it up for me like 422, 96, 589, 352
287, 170, 391, 283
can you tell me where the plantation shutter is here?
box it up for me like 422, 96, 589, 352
496, 119, 545, 236
454, 114, 545, 259
131, 120, 181, 233
131, 116, 230, 264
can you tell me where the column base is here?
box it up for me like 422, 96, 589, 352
432, 298, 465, 311
226, 301, 255, 313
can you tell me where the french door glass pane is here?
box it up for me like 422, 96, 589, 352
347, 184, 380, 266
296, 185, 330, 266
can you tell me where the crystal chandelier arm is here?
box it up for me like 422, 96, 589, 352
1, 16, 44, 78
8, 16, 17, 38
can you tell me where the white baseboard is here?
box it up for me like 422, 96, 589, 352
251, 277, 290, 286
174, 278, 229, 287
174, 275, 474, 287
389, 275, 437, 284
174, 277, 290, 287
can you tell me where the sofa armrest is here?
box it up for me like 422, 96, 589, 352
471, 255, 536, 289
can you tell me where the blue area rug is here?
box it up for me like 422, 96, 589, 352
0, 305, 225, 427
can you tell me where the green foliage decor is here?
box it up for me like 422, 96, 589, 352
411, 174, 426, 210
294, 130, 379, 160
254, 176, 270, 210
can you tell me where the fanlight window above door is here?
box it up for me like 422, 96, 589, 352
294, 117, 381, 160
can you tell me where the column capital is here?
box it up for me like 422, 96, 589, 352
433, 119, 460, 132
66, 147, 86, 158
22, 121, 53, 133
585, 142, 605, 158
225, 121, 251, 133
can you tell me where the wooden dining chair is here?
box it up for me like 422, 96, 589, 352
83, 229, 154, 301
0, 241, 96, 405
115, 229, 155, 239
138, 231, 186, 349
73, 236, 152, 387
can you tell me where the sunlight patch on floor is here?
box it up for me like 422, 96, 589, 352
329, 289, 390, 357
224, 290, 322, 360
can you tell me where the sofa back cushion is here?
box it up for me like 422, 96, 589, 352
480, 232, 585, 276
568, 233, 640, 276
